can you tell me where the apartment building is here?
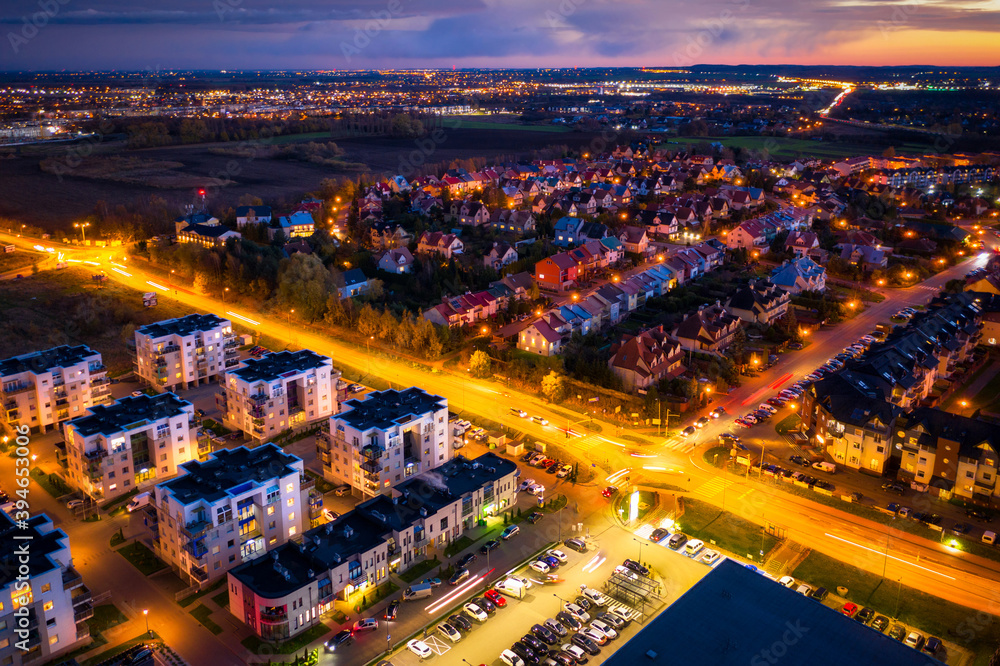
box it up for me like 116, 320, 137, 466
63, 393, 196, 502
1, 345, 111, 434
0, 512, 92, 666
153, 444, 305, 587
134, 314, 239, 392
227, 452, 517, 641
318, 387, 449, 498
218, 350, 340, 444
800, 371, 899, 476
894, 408, 1000, 502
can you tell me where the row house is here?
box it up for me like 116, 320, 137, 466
608, 325, 685, 391
416, 231, 464, 259
895, 408, 1000, 503
423, 290, 501, 328
227, 452, 517, 642
673, 304, 742, 354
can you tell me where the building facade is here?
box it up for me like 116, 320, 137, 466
0, 513, 92, 666
218, 351, 340, 444
153, 444, 306, 587
63, 393, 196, 502
134, 314, 239, 392
318, 387, 449, 499
1, 345, 111, 434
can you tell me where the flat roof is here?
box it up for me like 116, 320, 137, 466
602, 559, 933, 666
337, 387, 446, 431
137, 313, 229, 340
0, 344, 100, 377
159, 443, 302, 505
68, 393, 192, 437
230, 350, 332, 384
0, 513, 66, 589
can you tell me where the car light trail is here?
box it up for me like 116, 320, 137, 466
226, 311, 261, 326
642, 466, 666, 471
824, 533, 955, 580
582, 555, 606, 573
84, 260, 100, 266
146, 281, 167, 291
424, 574, 484, 613
741, 387, 768, 406
597, 436, 626, 447
630, 453, 656, 458
111, 267, 132, 277
67, 259, 81, 263
769, 373, 792, 390
606, 469, 630, 483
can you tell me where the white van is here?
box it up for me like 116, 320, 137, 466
126, 492, 151, 512
494, 578, 526, 599
811, 462, 836, 474
684, 538, 705, 556
983, 531, 996, 546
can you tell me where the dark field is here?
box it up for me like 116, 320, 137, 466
0, 126, 611, 230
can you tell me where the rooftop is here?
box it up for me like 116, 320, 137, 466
230, 349, 332, 384
137, 313, 230, 340
337, 387, 446, 432
602, 559, 931, 666
68, 393, 192, 437
159, 443, 302, 505
0, 513, 68, 589
0, 344, 101, 377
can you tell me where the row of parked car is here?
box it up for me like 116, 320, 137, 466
520, 451, 574, 478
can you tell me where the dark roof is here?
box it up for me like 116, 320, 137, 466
182, 223, 235, 239
810, 371, 897, 426
727, 281, 787, 312
0, 513, 67, 589
897, 407, 1000, 460
231, 350, 330, 384
337, 387, 446, 431
0, 344, 100, 376
602, 559, 932, 666
137, 313, 228, 339
342, 268, 369, 287
235, 205, 272, 217
68, 393, 192, 437
160, 444, 302, 505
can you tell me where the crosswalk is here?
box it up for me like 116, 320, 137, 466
691, 476, 735, 499
662, 435, 696, 452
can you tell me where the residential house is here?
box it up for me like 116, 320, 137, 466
784, 231, 819, 259
840, 244, 888, 270
336, 268, 370, 299
268, 211, 314, 241
770, 257, 827, 295
534, 253, 578, 291
235, 205, 272, 228
673, 304, 742, 354
725, 281, 790, 325
518, 319, 565, 356
619, 226, 650, 255
553, 217, 585, 247
484, 242, 519, 271
377, 248, 415, 274
725, 219, 769, 250
608, 325, 685, 391
416, 231, 464, 259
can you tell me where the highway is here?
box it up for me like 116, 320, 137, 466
3, 229, 1000, 617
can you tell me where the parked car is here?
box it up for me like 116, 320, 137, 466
423, 577, 442, 588
923, 637, 942, 655
871, 615, 890, 633
904, 632, 925, 650
544, 618, 569, 637
564, 538, 587, 553
406, 639, 433, 658
485, 589, 507, 607
531, 623, 559, 645
530, 560, 551, 574
856, 607, 875, 625
700, 549, 721, 565
622, 559, 649, 576
570, 633, 601, 656
481, 539, 500, 554
667, 533, 688, 550
463, 602, 488, 622
457, 553, 477, 568
502, 525, 520, 540
325, 630, 354, 651
889, 625, 907, 641
649, 527, 669, 542
438, 622, 461, 642
562, 603, 591, 624
841, 602, 858, 617
449, 568, 470, 585
556, 611, 582, 631
500, 649, 525, 666
449, 613, 472, 632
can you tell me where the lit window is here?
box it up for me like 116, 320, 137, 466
286, 498, 295, 507
44, 601, 54, 611
288, 527, 297, 537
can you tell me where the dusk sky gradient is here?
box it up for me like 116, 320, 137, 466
2, 0, 1000, 70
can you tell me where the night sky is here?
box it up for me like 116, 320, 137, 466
3, 0, 1000, 70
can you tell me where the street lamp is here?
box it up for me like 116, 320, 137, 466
632, 538, 645, 565
73, 222, 90, 243
287, 308, 294, 326
143, 609, 150, 636
223, 287, 229, 303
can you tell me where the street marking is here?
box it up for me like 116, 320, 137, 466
692, 477, 734, 498
423, 635, 451, 655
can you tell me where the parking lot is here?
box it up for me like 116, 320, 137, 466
365, 519, 713, 666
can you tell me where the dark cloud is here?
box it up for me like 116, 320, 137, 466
1, 0, 998, 68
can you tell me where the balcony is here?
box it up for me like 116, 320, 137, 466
180, 518, 213, 540
157, 344, 180, 355
225, 358, 241, 368
300, 474, 315, 491
249, 393, 268, 406
361, 458, 381, 475
91, 376, 111, 387
72, 586, 92, 608
62, 567, 84, 590
190, 566, 209, 583
2, 381, 34, 397
184, 541, 208, 560
74, 603, 95, 623
259, 608, 288, 623
225, 347, 240, 357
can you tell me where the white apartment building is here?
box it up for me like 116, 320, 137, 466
63, 393, 196, 502
1, 345, 111, 434
134, 314, 239, 391
153, 444, 305, 587
0, 513, 92, 666
319, 387, 449, 499
218, 350, 339, 444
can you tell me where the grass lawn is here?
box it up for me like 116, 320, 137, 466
82, 631, 160, 666
88, 603, 128, 634
100, 487, 138, 512
664, 136, 933, 160
774, 414, 801, 436
190, 604, 223, 635
703, 446, 731, 468
444, 535, 475, 558
679, 498, 779, 562
241, 622, 330, 655
29, 467, 73, 498
210, 591, 229, 610
116, 541, 167, 576
398, 557, 440, 583
177, 577, 226, 608
305, 469, 336, 494
357, 582, 399, 612
971, 365, 1000, 413
793, 551, 1000, 665
545, 406, 604, 434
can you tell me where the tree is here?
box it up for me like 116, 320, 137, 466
882, 146, 896, 159
469, 350, 492, 378
120, 322, 136, 346
367, 278, 385, 301
192, 271, 209, 295
541, 371, 566, 402
357, 304, 381, 338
